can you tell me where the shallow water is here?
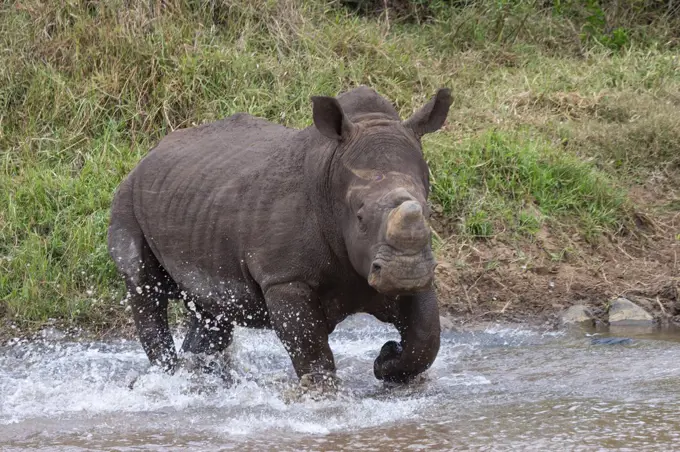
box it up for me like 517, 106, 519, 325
1, 315, 679, 451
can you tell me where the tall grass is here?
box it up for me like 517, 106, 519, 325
427, 130, 629, 240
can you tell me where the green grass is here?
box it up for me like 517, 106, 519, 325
426, 129, 630, 240
1, 0, 679, 329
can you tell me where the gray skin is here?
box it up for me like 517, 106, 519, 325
107, 86, 452, 385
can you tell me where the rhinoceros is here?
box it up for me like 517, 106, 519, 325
107, 85, 452, 385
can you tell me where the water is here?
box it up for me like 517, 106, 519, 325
1, 315, 679, 451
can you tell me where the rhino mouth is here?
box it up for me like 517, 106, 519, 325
367, 248, 436, 296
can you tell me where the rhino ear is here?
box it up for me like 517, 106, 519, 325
311, 96, 355, 141
403, 88, 453, 138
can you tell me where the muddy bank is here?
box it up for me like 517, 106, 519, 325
431, 210, 680, 330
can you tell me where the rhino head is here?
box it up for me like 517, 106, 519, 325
311, 87, 452, 296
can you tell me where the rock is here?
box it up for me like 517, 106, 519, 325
625, 295, 655, 313
39, 327, 66, 341
439, 315, 457, 332
590, 337, 633, 346
560, 304, 594, 326
608, 297, 653, 325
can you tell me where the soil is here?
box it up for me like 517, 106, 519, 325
431, 205, 680, 330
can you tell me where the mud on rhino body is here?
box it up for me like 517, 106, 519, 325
107, 86, 452, 385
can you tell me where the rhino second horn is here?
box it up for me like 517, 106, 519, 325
386, 200, 430, 250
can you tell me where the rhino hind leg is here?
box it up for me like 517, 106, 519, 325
180, 309, 234, 356
110, 220, 179, 373
178, 310, 235, 381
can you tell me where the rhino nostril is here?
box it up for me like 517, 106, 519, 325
371, 262, 382, 274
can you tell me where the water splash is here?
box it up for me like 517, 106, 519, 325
2, 315, 679, 451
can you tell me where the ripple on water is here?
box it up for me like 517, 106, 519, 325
1, 314, 680, 451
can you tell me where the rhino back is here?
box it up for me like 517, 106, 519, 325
126, 113, 323, 296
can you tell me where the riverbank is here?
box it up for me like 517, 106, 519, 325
1, 1, 678, 340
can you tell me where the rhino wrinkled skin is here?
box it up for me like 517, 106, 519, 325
108, 86, 453, 384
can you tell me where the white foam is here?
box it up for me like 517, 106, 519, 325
0, 316, 490, 433
4, 318, 678, 451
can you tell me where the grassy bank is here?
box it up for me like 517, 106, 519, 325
1, 0, 679, 335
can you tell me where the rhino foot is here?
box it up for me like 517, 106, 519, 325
282, 371, 341, 403
127, 354, 233, 391
178, 353, 234, 386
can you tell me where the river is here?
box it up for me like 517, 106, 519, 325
1, 314, 679, 451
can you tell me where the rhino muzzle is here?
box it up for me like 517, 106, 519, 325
368, 200, 436, 295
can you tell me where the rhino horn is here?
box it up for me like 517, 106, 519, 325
385, 200, 430, 250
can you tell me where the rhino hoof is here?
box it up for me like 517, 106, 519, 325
376, 340, 403, 363
281, 371, 340, 402
374, 340, 414, 383
300, 371, 340, 391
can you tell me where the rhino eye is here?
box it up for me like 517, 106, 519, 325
356, 203, 365, 223
357, 214, 367, 233
356, 208, 367, 232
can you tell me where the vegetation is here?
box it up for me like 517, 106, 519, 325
1, 0, 678, 332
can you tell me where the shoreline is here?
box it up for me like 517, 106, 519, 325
3, 302, 677, 347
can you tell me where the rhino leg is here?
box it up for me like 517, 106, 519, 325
180, 308, 234, 356
373, 290, 441, 383
265, 282, 336, 380
176, 309, 235, 382
110, 222, 179, 373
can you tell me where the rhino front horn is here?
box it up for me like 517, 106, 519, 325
385, 200, 430, 251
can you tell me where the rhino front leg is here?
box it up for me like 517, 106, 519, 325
374, 290, 441, 383
265, 282, 336, 383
